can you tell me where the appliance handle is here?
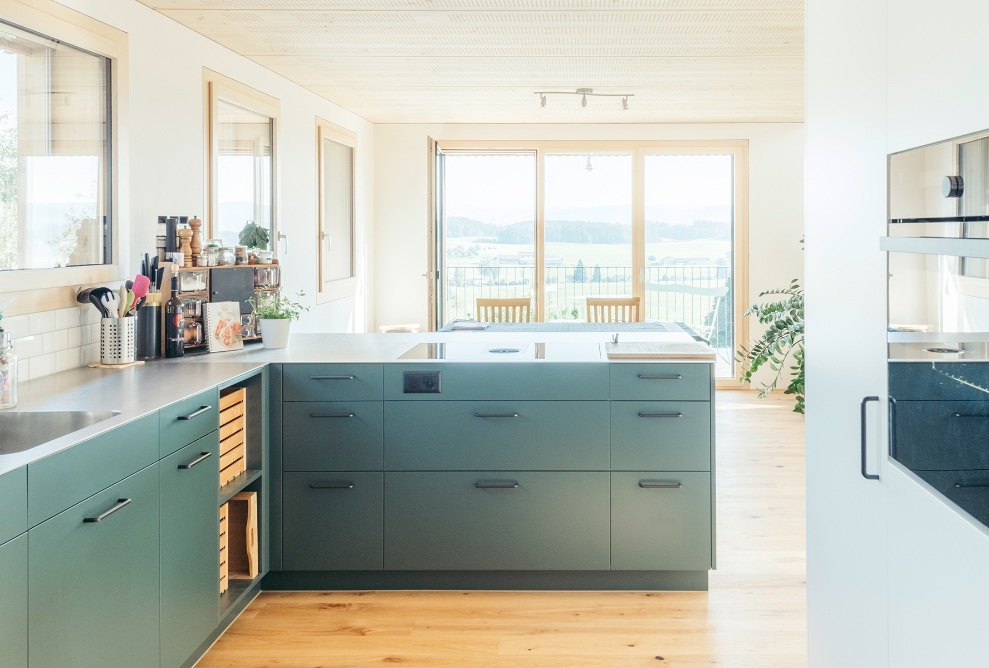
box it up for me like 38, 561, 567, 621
861, 396, 880, 481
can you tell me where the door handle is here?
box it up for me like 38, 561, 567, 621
474, 480, 519, 489
860, 396, 880, 480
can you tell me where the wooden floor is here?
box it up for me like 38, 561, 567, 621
197, 390, 806, 667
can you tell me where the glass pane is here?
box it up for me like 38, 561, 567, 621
543, 153, 633, 321
321, 137, 353, 282
644, 154, 734, 376
0, 23, 110, 270
215, 100, 273, 250
441, 152, 535, 323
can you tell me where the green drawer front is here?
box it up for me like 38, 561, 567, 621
29, 464, 160, 668
282, 472, 383, 570
611, 402, 711, 471
384, 401, 610, 471
283, 364, 383, 402
384, 471, 610, 570
160, 434, 220, 668
160, 387, 220, 458
28, 413, 159, 527
384, 363, 609, 401
611, 471, 712, 571
609, 364, 712, 401
0, 534, 27, 668
283, 402, 383, 471
0, 467, 26, 545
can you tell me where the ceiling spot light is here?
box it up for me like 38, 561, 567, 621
533, 88, 634, 110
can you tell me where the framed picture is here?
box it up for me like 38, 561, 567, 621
205, 301, 244, 352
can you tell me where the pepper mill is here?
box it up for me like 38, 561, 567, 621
188, 215, 203, 264
177, 227, 193, 268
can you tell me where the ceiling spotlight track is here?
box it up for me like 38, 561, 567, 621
534, 88, 634, 110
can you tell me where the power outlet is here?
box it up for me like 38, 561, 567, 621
403, 371, 441, 393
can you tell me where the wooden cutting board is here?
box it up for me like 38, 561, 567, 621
604, 341, 717, 360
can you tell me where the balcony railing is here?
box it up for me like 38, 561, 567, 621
443, 264, 732, 351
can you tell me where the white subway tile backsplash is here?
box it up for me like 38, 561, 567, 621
55, 307, 81, 330
67, 326, 82, 349
82, 343, 99, 365
13, 336, 43, 359
56, 348, 81, 373
30, 353, 55, 380
2, 315, 30, 340
82, 306, 102, 325
43, 329, 70, 354
29, 311, 56, 335
17, 357, 29, 383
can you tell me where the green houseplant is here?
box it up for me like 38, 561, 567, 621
248, 290, 308, 348
736, 278, 805, 414
238, 220, 269, 250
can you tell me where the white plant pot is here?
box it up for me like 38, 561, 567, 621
258, 318, 292, 349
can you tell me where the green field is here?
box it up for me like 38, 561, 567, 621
445, 237, 730, 268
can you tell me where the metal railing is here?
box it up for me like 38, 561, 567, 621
444, 264, 732, 350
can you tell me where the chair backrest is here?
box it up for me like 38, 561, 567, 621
585, 296, 640, 323
476, 297, 532, 323
644, 283, 729, 342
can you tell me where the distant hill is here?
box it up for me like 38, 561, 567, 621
446, 215, 729, 244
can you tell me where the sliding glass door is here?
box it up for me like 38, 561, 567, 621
430, 141, 745, 380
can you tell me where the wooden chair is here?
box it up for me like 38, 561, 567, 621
476, 297, 532, 323
645, 283, 728, 343
585, 296, 640, 323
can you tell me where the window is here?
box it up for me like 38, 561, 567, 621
317, 119, 357, 302
430, 140, 747, 380
0, 19, 111, 271
206, 72, 277, 253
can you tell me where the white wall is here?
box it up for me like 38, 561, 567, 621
11, 0, 375, 344
372, 123, 804, 339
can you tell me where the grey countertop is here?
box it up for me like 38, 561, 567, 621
0, 329, 711, 476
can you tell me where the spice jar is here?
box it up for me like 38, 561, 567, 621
235, 246, 249, 265
218, 247, 235, 266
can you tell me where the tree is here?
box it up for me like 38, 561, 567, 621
592, 263, 601, 282
573, 259, 586, 283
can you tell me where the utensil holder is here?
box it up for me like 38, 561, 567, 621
101, 317, 136, 365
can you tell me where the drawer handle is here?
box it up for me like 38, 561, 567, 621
84, 498, 132, 523
178, 405, 212, 421
637, 412, 683, 418
310, 375, 356, 380
953, 413, 989, 418
309, 413, 356, 419
310, 481, 355, 489
178, 451, 212, 469
474, 480, 520, 489
638, 480, 682, 489
637, 374, 682, 380
474, 412, 520, 419
955, 480, 989, 488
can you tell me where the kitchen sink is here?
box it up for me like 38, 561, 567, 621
0, 410, 121, 455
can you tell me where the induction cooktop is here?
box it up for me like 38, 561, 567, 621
399, 342, 601, 361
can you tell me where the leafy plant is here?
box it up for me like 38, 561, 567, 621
238, 220, 269, 250
248, 290, 308, 321
736, 278, 805, 414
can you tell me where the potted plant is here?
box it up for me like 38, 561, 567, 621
736, 278, 805, 414
248, 290, 308, 349
238, 220, 269, 251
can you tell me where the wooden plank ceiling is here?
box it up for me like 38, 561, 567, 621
137, 0, 804, 124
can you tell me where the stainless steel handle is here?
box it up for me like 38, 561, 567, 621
177, 405, 212, 421
279, 232, 288, 255
178, 451, 212, 469
638, 480, 682, 489
309, 481, 355, 489
955, 480, 989, 488
637, 412, 683, 418
84, 498, 132, 523
953, 413, 989, 418
474, 412, 520, 418
637, 374, 682, 380
310, 375, 356, 380
474, 480, 520, 489
309, 413, 355, 419
861, 396, 880, 481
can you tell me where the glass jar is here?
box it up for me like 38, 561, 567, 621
235, 246, 249, 265
183, 320, 203, 346
0, 330, 17, 408
254, 265, 279, 288
179, 269, 207, 293
218, 247, 236, 266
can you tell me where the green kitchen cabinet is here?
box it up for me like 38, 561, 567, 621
0, 534, 27, 668
611, 471, 712, 570
29, 464, 161, 668
160, 433, 220, 668
159, 387, 220, 458
0, 466, 26, 546
282, 401, 383, 471
609, 363, 712, 401
283, 364, 383, 402
610, 401, 711, 471
384, 471, 610, 570
282, 472, 383, 570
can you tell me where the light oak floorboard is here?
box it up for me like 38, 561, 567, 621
197, 390, 806, 667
